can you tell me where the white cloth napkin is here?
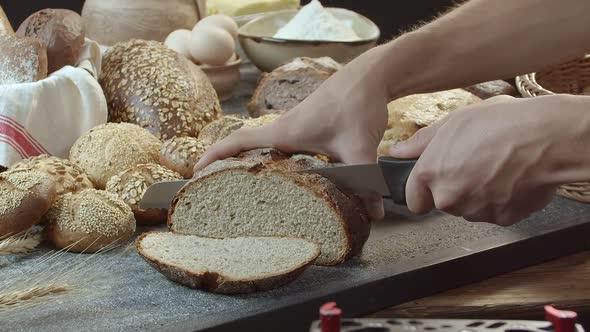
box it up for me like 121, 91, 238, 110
0, 38, 107, 168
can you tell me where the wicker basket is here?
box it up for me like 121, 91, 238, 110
516, 54, 590, 203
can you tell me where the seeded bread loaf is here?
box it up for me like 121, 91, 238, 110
197, 113, 282, 145
100, 39, 222, 140
197, 115, 246, 145
247, 57, 342, 118
10, 154, 93, 196
378, 89, 482, 156
106, 164, 183, 225
0, 34, 48, 85
168, 148, 370, 266
159, 137, 209, 179
46, 189, 136, 253
16, 9, 85, 74
69, 123, 161, 189
137, 232, 320, 294
464, 80, 517, 99
0, 169, 57, 237
0, 5, 13, 35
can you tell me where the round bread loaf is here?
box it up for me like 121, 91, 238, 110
159, 137, 209, 179
69, 123, 161, 189
10, 154, 93, 196
197, 114, 281, 145
247, 57, 341, 118
16, 9, 85, 74
0, 169, 57, 237
100, 39, 222, 140
197, 115, 245, 145
45, 189, 136, 253
106, 164, 183, 225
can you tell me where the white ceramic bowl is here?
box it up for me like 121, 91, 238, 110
237, 8, 380, 72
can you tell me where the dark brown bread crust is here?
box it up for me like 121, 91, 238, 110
136, 232, 320, 294
0, 170, 57, 237
247, 68, 331, 118
16, 9, 85, 74
0, 5, 13, 35
100, 39, 222, 140
464, 80, 518, 99
168, 148, 371, 265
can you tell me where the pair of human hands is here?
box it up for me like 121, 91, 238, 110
197, 67, 579, 226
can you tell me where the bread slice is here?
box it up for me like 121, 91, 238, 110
137, 232, 320, 294
0, 34, 48, 85
168, 149, 370, 266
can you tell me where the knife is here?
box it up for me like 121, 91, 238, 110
139, 157, 416, 210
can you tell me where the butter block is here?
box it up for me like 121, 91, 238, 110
207, 0, 300, 17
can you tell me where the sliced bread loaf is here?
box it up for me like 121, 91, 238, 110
168, 149, 370, 266
137, 232, 320, 294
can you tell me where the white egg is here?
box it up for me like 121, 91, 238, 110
164, 29, 192, 59
194, 15, 238, 40
190, 26, 235, 66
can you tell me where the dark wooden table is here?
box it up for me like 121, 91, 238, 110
368, 250, 590, 325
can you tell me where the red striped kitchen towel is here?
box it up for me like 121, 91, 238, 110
0, 39, 107, 168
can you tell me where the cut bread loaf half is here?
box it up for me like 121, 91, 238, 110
168, 149, 370, 266
137, 232, 320, 294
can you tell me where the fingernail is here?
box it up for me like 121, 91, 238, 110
389, 142, 405, 154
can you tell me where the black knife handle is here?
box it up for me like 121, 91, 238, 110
378, 157, 417, 205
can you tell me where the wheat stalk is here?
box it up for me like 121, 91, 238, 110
0, 284, 72, 309
0, 233, 41, 256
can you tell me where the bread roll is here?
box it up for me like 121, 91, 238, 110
378, 89, 482, 156
0, 5, 13, 35
100, 39, 222, 140
197, 115, 246, 145
0, 34, 48, 85
16, 9, 85, 74
0, 169, 57, 237
247, 57, 341, 118
46, 189, 136, 253
159, 137, 209, 179
69, 123, 161, 189
464, 80, 517, 99
10, 154, 93, 196
105, 164, 183, 225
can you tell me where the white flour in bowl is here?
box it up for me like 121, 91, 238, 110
273, 0, 360, 41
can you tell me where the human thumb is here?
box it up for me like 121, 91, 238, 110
388, 121, 441, 159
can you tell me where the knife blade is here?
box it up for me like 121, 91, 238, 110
297, 157, 416, 204
139, 157, 416, 209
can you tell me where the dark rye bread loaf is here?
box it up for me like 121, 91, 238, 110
247, 57, 342, 118
168, 148, 370, 266
16, 9, 85, 74
100, 39, 223, 140
0, 5, 13, 35
0, 34, 48, 85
